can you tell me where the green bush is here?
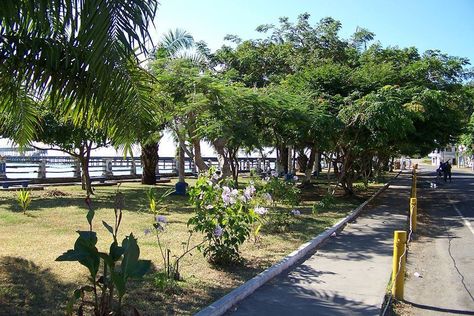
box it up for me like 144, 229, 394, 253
312, 194, 335, 214
262, 176, 301, 207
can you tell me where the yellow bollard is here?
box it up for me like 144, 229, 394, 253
410, 198, 417, 233
411, 173, 417, 199
392, 230, 407, 300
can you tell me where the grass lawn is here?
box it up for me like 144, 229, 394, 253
0, 174, 390, 315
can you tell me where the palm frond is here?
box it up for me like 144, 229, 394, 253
159, 28, 194, 57
0, 0, 159, 143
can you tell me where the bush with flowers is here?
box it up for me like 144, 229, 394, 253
256, 173, 302, 232
188, 168, 261, 265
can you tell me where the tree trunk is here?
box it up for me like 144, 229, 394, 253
333, 161, 339, 177
213, 138, 231, 178
79, 149, 93, 195
79, 157, 93, 195
303, 146, 317, 184
297, 148, 308, 173
186, 113, 209, 172
78, 143, 94, 195
288, 145, 293, 174
141, 142, 159, 185
192, 138, 208, 172
277, 144, 289, 174
228, 148, 239, 186
339, 151, 355, 195
178, 138, 186, 183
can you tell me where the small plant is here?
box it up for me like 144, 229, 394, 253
17, 189, 31, 214
145, 189, 203, 286
56, 190, 151, 315
313, 193, 335, 214
146, 187, 157, 213
188, 168, 260, 265
353, 183, 368, 192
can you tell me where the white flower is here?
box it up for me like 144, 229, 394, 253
291, 209, 301, 216
222, 186, 238, 205
293, 175, 299, 181
205, 204, 214, 209
244, 185, 256, 201
254, 206, 268, 215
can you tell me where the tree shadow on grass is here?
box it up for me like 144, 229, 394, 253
0, 185, 194, 215
0, 256, 74, 316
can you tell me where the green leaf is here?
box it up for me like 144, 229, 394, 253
111, 271, 126, 298
56, 249, 86, 262
86, 208, 95, 228
109, 241, 124, 261
121, 234, 140, 278
102, 220, 114, 235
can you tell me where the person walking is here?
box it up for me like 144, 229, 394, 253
445, 161, 452, 182
437, 161, 445, 181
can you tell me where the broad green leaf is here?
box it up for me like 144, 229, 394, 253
102, 220, 114, 235
111, 271, 126, 298
86, 208, 95, 228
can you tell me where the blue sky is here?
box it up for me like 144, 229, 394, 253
154, 0, 474, 63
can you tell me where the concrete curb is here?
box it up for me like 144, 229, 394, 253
195, 171, 403, 316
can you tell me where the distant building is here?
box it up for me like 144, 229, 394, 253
428, 145, 472, 168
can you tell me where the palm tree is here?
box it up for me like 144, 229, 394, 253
139, 29, 195, 185
0, 0, 158, 145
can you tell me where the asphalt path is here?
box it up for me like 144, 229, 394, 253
404, 165, 474, 315
226, 172, 412, 316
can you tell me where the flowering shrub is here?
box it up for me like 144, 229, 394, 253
249, 176, 301, 232
188, 169, 260, 265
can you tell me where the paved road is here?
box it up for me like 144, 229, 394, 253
227, 172, 412, 316
404, 165, 474, 315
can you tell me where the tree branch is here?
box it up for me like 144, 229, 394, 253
30, 144, 78, 158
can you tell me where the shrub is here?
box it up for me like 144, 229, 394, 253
262, 176, 301, 207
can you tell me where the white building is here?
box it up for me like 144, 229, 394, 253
428, 145, 473, 168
